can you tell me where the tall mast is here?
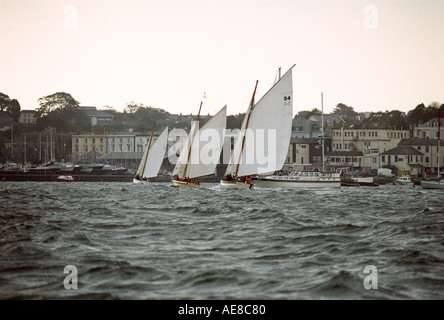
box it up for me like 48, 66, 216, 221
141, 121, 156, 177
10, 124, 13, 161
235, 80, 258, 178
183, 101, 203, 178
438, 108, 441, 179
321, 92, 325, 173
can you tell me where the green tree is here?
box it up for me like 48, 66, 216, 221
37, 92, 80, 116
36, 92, 89, 132
0, 93, 10, 112
406, 103, 427, 126
0, 93, 21, 121
8, 99, 21, 121
332, 103, 358, 119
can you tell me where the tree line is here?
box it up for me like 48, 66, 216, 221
1, 91, 443, 136
297, 102, 444, 130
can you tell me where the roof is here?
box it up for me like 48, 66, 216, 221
290, 137, 318, 144
326, 151, 364, 157
380, 146, 423, 156
78, 106, 114, 118
98, 152, 144, 160
308, 114, 342, 122
398, 138, 443, 146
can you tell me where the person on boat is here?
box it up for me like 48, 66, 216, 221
185, 177, 191, 183
246, 177, 252, 184
175, 176, 180, 181
225, 174, 234, 181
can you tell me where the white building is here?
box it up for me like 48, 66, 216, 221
413, 118, 443, 139
331, 125, 411, 170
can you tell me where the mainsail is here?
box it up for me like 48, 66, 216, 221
136, 127, 168, 179
225, 66, 294, 178
173, 105, 227, 179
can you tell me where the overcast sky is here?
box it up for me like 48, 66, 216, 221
1, 0, 443, 116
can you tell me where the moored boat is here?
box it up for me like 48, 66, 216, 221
254, 170, 341, 188
56, 175, 75, 182
421, 179, 444, 189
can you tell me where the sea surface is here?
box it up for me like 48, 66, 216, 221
0, 181, 443, 300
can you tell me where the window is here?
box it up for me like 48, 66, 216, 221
382, 155, 385, 162
425, 157, 429, 163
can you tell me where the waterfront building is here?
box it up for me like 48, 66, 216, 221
330, 124, 411, 170
413, 118, 444, 139
18, 110, 37, 124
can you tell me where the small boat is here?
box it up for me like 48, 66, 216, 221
133, 123, 168, 183
341, 176, 379, 187
393, 175, 414, 186
171, 178, 200, 187
220, 176, 254, 189
254, 170, 342, 188
220, 65, 295, 190
56, 175, 75, 182
421, 179, 444, 189
172, 103, 227, 187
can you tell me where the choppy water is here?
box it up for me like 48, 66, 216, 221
0, 181, 443, 300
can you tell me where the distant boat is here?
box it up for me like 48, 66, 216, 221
133, 123, 168, 183
220, 65, 295, 190
393, 175, 414, 187
172, 103, 227, 187
254, 170, 341, 188
56, 175, 74, 182
420, 179, 444, 189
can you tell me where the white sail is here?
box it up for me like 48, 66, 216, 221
226, 67, 294, 177
141, 127, 168, 179
173, 106, 227, 179
173, 120, 199, 178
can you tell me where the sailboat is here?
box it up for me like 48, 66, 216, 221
133, 123, 169, 183
254, 92, 342, 188
172, 103, 227, 187
421, 109, 443, 189
220, 65, 295, 189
